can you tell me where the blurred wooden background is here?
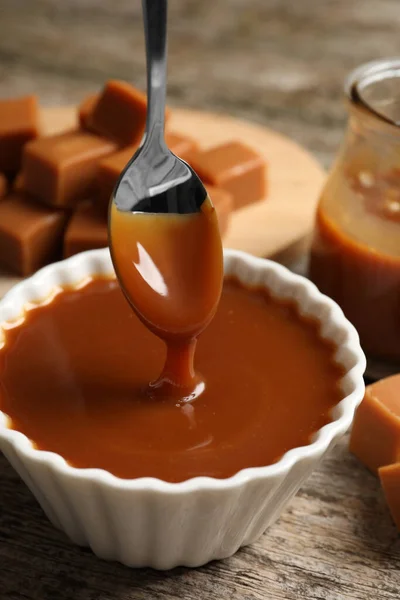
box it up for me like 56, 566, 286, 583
1, 0, 400, 166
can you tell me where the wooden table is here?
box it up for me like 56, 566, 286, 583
1, 435, 399, 599
1, 1, 400, 598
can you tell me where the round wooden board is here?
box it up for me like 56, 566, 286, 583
0, 106, 325, 297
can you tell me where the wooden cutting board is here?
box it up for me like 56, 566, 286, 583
0, 106, 325, 297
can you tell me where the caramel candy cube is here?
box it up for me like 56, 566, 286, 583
87, 80, 147, 147
0, 173, 7, 198
166, 132, 199, 164
350, 374, 400, 474
190, 141, 266, 210
0, 192, 67, 275
78, 93, 99, 129
97, 146, 137, 209
379, 462, 400, 531
64, 202, 108, 258
207, 186, 233, 237
23, 131, 117, 208
86, 81, 171, 146
0, 95, 39, 172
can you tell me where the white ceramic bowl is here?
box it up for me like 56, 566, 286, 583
0, 248, 365, 569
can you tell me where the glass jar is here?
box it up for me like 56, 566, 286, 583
309, 59, 400, 374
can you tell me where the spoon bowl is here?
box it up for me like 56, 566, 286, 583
112, 138, 207, 215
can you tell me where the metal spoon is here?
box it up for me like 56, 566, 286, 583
109, 0, 223, 398
110, 0, 207, 215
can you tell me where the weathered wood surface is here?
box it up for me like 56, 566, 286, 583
1, 435, 399, 599
0, 1, 400, 598
2, 0, 400, 167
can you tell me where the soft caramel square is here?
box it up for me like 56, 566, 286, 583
78, 93, 99, 129
87, 80, 148, 147
63, 202, 108, 258
23, 131, 117, 208
97, 146, 138, 209
0, 95, 40, 172
379, 462, 400, 531
86, 81, 171, 146
166, 132, 199, 164
0, 192, 68, 275
350, 374, 400, 474
207, 185, 233, 237
190, 141, 266, 210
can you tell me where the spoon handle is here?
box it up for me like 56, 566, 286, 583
142, 0, 168, 143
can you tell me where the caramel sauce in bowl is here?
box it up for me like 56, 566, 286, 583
0, 248, 366, 569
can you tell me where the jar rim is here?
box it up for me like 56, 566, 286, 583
345, 58, 400, 129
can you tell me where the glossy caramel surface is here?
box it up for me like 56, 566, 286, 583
0, 277, 344, 482
110, 198, 223, 396
310, 204, 400, 361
